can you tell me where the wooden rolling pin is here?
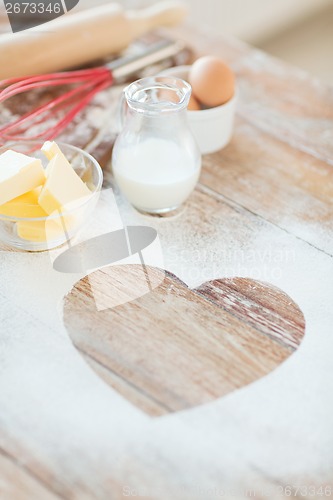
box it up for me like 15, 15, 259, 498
0, 2, 187, 79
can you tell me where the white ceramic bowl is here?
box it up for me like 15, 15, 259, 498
159, 65, 237, 155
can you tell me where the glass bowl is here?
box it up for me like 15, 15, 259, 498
0, 141, 103, 251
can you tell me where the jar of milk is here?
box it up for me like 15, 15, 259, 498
112, 76, 202, 214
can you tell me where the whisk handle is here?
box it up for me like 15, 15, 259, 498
0, 2, 187, 80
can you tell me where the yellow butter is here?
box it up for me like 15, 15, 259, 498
17, 214, 76, 242
39, 153, 91, 215
0, 188, 47, 218
41, 141, 64, 161
0, 150, 46, 205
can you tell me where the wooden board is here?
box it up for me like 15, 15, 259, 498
175, 26, 333, 257
1, 20, 333, 500
0, 450, 59, 500
64, 265, 305, 417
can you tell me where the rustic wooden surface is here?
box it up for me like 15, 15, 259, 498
64, 266, 304, 416
1, 15, 333, 500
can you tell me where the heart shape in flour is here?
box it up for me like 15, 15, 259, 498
63, 265, 305, 417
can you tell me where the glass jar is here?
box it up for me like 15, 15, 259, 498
112, 76, 201, 214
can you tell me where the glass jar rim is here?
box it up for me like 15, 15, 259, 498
125, 76, 192, 114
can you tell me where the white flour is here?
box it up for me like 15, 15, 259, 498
0, 177, 333, 498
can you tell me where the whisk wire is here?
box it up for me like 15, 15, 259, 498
0, 67, 111, 92
0, 39, 182, 144
0, 78, 106, 134
0, 67, 113, 144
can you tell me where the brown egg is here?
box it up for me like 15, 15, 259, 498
189, 56, 235, 107
188, 93, 201, 111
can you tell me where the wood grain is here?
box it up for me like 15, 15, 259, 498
172, 26, 333, 255
196, 277, 305, 350
0, 447, 62, 500
63, 265, 305, 417
171, 25, 333, 164
201, 117, 333, 255
0, 460, 56, 500
0, 19, 332, 500
2, 26, 332, 256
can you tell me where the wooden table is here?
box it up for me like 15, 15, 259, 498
1, 21, 333, 500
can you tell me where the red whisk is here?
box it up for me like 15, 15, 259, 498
0, 39, 184, 145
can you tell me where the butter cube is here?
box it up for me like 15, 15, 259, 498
41, 141, 64, 161
42, 141, 65, 176
38, 153, 91, 215
0, 188, 47, 218
0, 150, 46, 205
17, 215, 76, 243
43, 141, 94, 186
